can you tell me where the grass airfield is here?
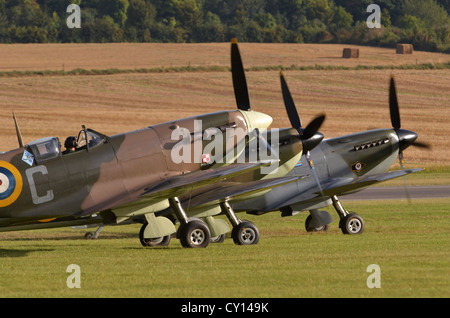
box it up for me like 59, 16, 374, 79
0, 198, 448, 298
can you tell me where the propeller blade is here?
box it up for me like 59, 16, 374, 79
280, 71, 302, 131
231, 38, 250, 111
279, 72, 325, 140
387, 76, 426, 203
302, 114, 326, 140
389, 76, 401, 130
399, 151, 412, 203
279, 72, 325, 196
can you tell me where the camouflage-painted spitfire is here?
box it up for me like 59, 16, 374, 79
230, 74, 430, 235
0, 39, 324, 248
157, 73, 429, 242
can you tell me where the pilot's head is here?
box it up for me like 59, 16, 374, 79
64, 136, 77, 149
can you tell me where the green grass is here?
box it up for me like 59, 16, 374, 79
0, 198, 448, 298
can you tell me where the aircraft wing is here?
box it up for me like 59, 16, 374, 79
184, 175, 304, 207
143, 160, 277, 199
322, 168, 424, 196
105, 161, 281, 223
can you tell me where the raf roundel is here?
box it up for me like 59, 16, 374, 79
0, 161, 23, 207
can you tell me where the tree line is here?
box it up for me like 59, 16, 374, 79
0, 0, 449, 53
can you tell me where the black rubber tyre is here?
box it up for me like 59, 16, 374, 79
178, 220, 211, 248
340, 213, 365, 235
139, 223, 171, 247
305, 215, 329, 232
231, 220, 260, 245
210, 233, 226, 243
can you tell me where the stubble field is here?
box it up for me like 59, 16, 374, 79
0, 43, 449, 168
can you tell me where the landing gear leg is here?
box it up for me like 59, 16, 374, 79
220, 201, 260, 245
169, 197, 210, 248
331, 195, 365, 235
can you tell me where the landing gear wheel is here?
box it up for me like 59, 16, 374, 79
231, 220, 260, 245
139, 223, 171, 247
305, 215, 329, 232
340, 213, 365, 235
178, 220, 211, 248
210, 233, 226, 243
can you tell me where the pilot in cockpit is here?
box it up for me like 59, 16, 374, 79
62, 136, 77, 155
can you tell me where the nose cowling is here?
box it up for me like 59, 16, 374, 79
397, 129, 418, 152
240, 110, 273, 131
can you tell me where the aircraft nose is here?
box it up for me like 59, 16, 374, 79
240, 110, 273, 131
397, 129, 418, 151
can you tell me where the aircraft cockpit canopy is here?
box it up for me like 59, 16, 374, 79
77, 129, 106, 149
27, 137, 61, 163
25, 129, 107, 165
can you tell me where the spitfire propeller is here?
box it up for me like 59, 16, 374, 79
280, 72, 325, 152
230, 38, 273, 131
389, 76, 430, 152
279, 71, 326, 195
389, 75, 431, 201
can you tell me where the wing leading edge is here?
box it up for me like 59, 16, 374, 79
181, 175, 306, 208
322, 168, 424, 196
143, 160, 278, 199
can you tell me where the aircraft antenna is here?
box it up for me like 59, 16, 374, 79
13, 111, 24, 148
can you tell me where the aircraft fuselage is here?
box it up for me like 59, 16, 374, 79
233, 128, 400, 213
0, 110, 265, 227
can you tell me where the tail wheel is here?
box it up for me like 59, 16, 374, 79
340, 213, 365, 235
231, 220, 260, 245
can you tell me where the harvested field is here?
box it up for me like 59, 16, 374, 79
0, 43, 449, 168
0, 43, 449, 71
